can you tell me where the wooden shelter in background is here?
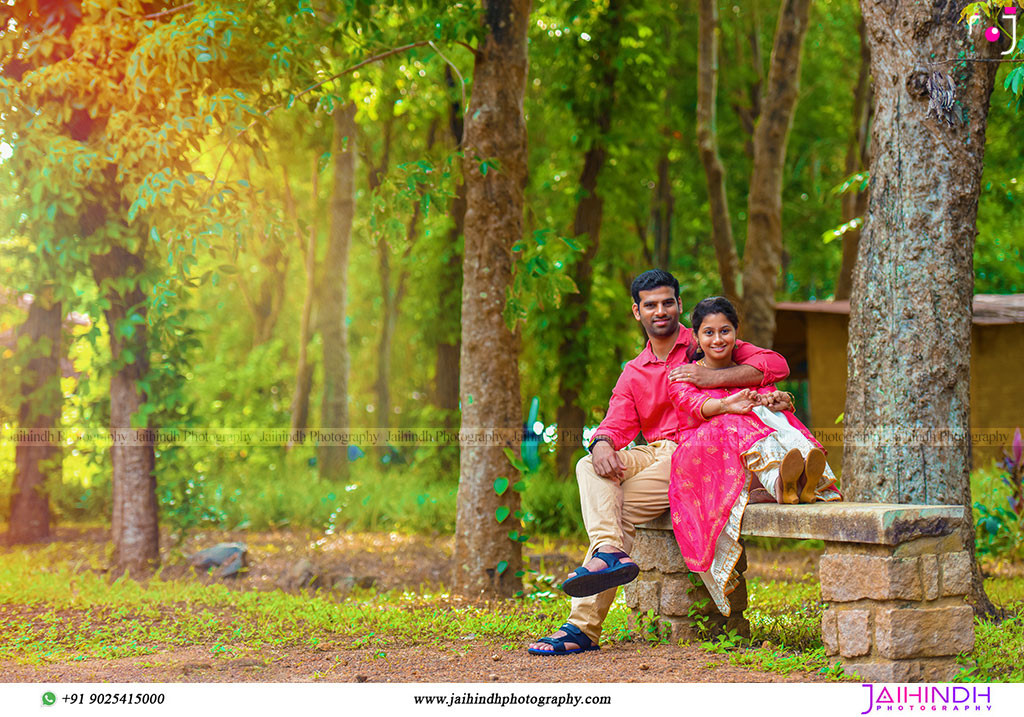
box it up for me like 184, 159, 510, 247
773, 295, 1024, 473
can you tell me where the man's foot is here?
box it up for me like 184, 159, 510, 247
526, 623, 598, 655
560, 545, 639, 597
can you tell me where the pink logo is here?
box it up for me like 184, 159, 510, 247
967, 6, 1020, 55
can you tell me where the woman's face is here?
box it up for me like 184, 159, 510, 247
695, 313, 737, 364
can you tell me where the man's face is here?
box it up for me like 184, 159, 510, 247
632, 286, 681, 339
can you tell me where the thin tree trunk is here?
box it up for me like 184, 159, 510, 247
553, 0, 622, 478
8, 293, 60, 543
847, 0, 1000, 616
728, 0, 764, 159
435, 67, 465, 476
91, 245, 159, 573
318, 103, 357, 482
697, 0, 741, 306
651, 154, 674, 270
452, 0, 530, 598
739, 0, 813, 347
835, 18, 873, 301
288, 158, 319, 444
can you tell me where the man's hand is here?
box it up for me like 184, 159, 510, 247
668, 364, 715, 388
591, 441, 625, 481
759, 390, 794, 412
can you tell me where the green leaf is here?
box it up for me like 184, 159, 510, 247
496, 560, 508, 575
511, 480, 526, 493
493, 477, 509, 496
217, 264, 238, 274
503, 447, 528, 473
560, 236, 583, 252
197, 52, 213, 63
495, 506, 510, 523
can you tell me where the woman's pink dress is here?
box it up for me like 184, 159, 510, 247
665, 377, 839, 614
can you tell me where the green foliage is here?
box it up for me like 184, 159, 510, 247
0, 544, 557, 664
745, 577, 825, 652
972, 442, 1024, 561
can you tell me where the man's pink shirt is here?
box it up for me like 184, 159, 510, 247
593, 330, 790, 451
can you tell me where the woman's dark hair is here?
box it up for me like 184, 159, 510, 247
630, 269, 680, 304
687, 296, 740, 361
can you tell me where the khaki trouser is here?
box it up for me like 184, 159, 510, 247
568, 439, 677, 642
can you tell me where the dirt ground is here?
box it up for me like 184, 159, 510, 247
0, 527, 831, 683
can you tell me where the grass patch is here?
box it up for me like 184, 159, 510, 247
0, 544, 556, 666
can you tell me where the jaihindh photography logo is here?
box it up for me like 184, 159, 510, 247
859, 684, 993, 713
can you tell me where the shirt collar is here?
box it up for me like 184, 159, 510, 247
640, 328, 692, 365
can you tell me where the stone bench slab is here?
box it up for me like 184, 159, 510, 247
639, 502, 967, 545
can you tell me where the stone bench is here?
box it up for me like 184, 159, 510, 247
626, 502, 974, 682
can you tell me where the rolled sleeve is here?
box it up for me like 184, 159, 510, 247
733, 339, 790, 386
593, 372, 641, 451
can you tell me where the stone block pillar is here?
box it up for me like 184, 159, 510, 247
819, 535, 974, 682
626, 513, 750, 642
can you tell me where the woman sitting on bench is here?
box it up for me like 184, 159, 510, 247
667, 296, 841, 615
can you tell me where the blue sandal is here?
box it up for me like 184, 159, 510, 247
560, 549, 639, 597
527, 623, 599, 655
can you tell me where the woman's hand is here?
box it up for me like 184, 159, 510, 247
722, 388, 759, 414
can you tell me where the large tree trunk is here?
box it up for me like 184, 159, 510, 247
435, 67, 465, 477
7, 293, 61, 543
846, 0, 1000, 615
553, 0, 622, 478
318, 103, 356, 482
697, 0, 741, 306
739, 0, 813, 347
835, 18, 873, 301
91, 245, 159, 573
452, 0, 530, 599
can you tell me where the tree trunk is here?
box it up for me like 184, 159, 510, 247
8, 293, 61, 543
91, 245, 159, 573
739, 0, 812, 347
435, 66, 466, 477
288, 158, 319, 444
553, 0, 622, 478
846, 0, 1001, 615
318, 102, 357, 482
434, 67, 466, 475
651, 154, 674, 271
835, 18, 873, 301
452, 0, 530, 599
697, 0, 741, 306
375, 223, 395, 433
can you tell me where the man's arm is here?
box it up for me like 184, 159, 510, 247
669, 339, 790, 389
590, 371, 641, 451
731, 338, 790, 385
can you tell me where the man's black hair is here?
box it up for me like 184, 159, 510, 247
630, 269, 680, 305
